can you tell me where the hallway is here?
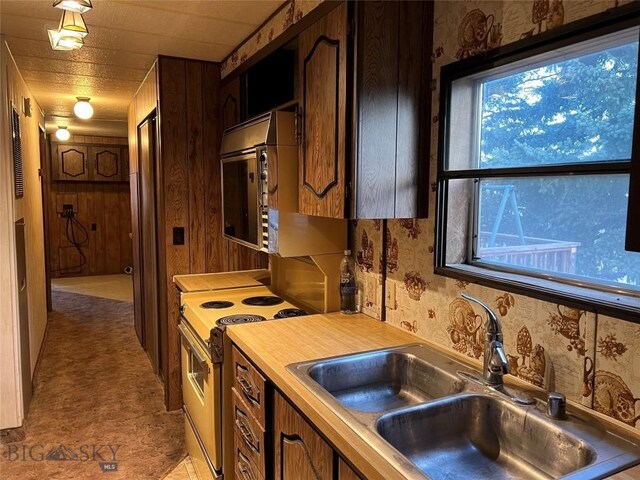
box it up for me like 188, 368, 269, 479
0, 283, 185, 479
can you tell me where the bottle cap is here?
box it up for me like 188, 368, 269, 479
344, 249, 351, 256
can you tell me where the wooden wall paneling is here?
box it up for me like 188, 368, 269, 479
186, 62, 206, 274
204, 62, 225, 273
158, 56, 190, 409
135, 62, 158, 125
354, 1, 399, 219
298, 2, 348, 219
128, 102, 139, 174
104, 184, 121, 273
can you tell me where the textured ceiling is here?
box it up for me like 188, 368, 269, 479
0, 0, 284, 136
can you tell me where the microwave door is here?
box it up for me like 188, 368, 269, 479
222, 153, 259, 249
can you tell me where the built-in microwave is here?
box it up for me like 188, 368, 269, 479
220, 111, 347, 257
221, 147, 267, 250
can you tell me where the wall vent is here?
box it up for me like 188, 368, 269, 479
11, 107, 24, 198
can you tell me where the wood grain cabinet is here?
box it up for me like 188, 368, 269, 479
274, 391, 334, 480
52, 143, 129, 182
297, 1, 433, 219
338, 459, 362, 480
53, 144, 89, 181
90, 146, 123, 182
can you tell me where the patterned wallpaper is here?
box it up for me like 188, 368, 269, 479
221, 0, 323, 78
352, 0, 640, 431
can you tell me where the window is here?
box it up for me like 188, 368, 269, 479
437, 14, 640, 317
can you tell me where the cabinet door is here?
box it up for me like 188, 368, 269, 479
220, 76, 241, 132
53, 144, 89, 181
338, 459, 361, 480
274, 392, 333, 480
91, 146, 122, 182
298, 2, 348, 219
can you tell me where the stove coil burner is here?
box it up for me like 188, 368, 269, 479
200, 301, 234, 309
241, 296, 284, 307
217, 314, 267, 326
274, 308, 308, 319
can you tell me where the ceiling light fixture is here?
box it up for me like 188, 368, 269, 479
55, 126, 71, 141
74, 97, 93, 119
48, 29, 84, 50
53, 0, 92, 14
59, 10, 89, 38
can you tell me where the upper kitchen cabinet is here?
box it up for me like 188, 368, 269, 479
220, 76, 241, 132
298, 1, 433, 219
52, 140, 128, 182
52, 144, 89, 181
298, 2, 348, 219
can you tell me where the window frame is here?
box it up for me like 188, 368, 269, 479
435, 3, 640, 323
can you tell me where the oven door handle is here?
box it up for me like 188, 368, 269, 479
178, 322, 209, 373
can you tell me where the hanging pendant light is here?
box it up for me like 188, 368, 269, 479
74, 97, 93, 119
59, 10, 89, 38
48, 29, 84, 50
53, 0, 92, 14
55, 126, 71, 141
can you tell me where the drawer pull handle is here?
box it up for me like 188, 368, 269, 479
238, 451, 257, 480
237, 367, 260, 406
235, 411, 259, 452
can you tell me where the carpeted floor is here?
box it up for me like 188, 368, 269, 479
0, 290, 185, 479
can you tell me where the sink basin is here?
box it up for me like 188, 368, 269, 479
305, 345, 465, 413
376, 394, 595, 480
288, 344, 640, 479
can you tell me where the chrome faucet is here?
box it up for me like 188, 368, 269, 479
461, 293, 509, 386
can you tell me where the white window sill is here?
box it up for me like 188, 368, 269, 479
436, 264, 640, 323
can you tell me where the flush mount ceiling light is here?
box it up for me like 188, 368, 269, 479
55, 126, 71, 141
59, 10, 89, 38
73, 97, 93, 119
48, 29, 84, 50
53, 0, 92, 14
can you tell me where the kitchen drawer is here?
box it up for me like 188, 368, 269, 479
233, 387, 266, 478
234, 433, 265, 480
232, 346, 267, 426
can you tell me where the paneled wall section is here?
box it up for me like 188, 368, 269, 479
48, 135, 132, 278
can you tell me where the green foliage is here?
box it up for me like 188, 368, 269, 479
478, 39, 640, 287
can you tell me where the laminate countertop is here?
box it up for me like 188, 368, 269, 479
226, 312, 640, 480
173, 269, 270, 293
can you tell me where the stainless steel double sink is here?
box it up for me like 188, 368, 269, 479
287, 344, 640, 479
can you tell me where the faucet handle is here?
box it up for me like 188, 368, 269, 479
547, 392, 567, 419
489, 341, 509, 374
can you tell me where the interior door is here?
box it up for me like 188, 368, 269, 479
15, 219, 32, 417
138, 116, 160, 373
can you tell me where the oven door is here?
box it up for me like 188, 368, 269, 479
179, 320, 222, 475
222, 150, 267, 251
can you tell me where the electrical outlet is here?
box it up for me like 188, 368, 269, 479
386, 280, 397, 310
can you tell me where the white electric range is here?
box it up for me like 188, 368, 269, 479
178, 285, 308, 480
